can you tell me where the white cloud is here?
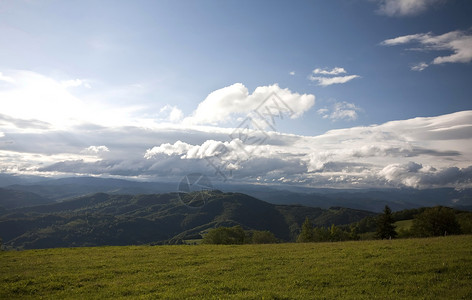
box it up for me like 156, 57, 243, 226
411, 62, 429, 71
183, 83, 315, 125
81, 145, 110, 154
309, 75, 360, 86
60, 79, 91, 89
0, 72, 15, 83
382, 29, 472, 67
313, 67, 347, 75
144, 140, 192, 158
375, 0, 442, 17
289, 71, 295, 76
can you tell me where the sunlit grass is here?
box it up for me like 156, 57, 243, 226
1, 235, 471, 299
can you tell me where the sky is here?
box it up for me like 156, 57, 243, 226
0, 0, 471, 189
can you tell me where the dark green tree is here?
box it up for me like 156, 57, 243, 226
376, 205, 397, 239
411, 206, 461, 237
313, 226, 330, 242
297, 217, 315, 242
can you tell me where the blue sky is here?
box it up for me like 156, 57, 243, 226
0, 0, 471, 188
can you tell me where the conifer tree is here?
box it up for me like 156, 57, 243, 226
376, 205, 397, 239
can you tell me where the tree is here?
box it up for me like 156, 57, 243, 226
376, 205, 397, 239
411, 206, 461, 237
297, 217, 315, 242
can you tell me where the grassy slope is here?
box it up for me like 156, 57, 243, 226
1, 235, 471, 299
395, 219, 413, 231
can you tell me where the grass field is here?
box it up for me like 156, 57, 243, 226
1, 235, 471, 299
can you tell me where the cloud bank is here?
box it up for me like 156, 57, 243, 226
1, 70, 471, 189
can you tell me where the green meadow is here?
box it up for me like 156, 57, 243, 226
1, 235, 471, 299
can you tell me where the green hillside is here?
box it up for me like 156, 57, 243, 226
1, 235, 471, 299
0, 191, 375, 249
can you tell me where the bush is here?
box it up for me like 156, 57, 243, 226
203, 226, 246, 245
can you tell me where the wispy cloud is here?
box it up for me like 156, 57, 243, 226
289, 71, 295, 76
308, 67, 360, 86
375, 0, 442, 17
313, 67, 347, 75
382, 29, 472, 69
309, 75, 360, 86
411, 62, 429, 71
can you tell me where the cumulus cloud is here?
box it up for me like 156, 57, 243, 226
379, 162, 472, 188
183, 83, 315, 125
317, 101, 362, 121
289, 71, 295, 76
382, 29, 472, 69
375, 0, 442, 17
308, 68, 360, 86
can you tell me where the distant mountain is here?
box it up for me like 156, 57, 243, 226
5, 177, 177, 200
0, 188, 52, 209
2, 175, 471, 212
0, 191, 375, 249
224, 186, 472, 212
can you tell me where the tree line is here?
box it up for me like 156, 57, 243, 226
202, 226, 277, 244
199, 205, 472, 245
297, 205, 470, 243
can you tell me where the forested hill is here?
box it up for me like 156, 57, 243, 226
0, 191, 375, 249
